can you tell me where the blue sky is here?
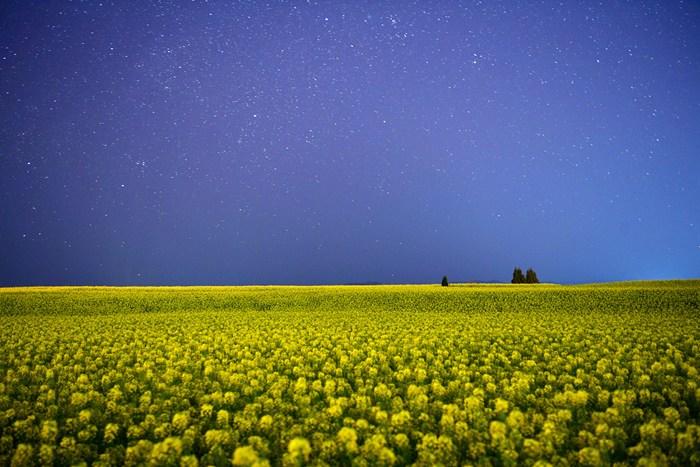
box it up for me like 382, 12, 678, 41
1, 1, 698, 285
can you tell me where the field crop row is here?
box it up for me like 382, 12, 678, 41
0, 283, 699, 465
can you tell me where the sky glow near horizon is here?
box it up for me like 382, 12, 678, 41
1, 1, 699, 285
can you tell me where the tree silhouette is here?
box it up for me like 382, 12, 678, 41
441, 276, 449, 287
525, 268, 540, 284
511, 267, 525, 284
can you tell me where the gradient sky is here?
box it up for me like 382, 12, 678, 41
1, 1, 699, 286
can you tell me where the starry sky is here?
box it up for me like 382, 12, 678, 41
1, 1, 699, 286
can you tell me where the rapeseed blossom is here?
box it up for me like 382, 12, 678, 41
1, 283, 699, 464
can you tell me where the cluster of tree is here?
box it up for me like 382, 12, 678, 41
512, 267, 540, 284
440, 268, 540, 286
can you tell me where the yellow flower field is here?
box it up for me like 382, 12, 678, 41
1, 282, 699, 465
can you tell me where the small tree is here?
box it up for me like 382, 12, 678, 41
525, 268, 540, 284
441, 276, 449, 287
511, 267, 525, 284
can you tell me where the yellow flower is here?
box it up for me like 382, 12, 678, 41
40, 420, 58, 444
494, 398, 509, 414
489, 421, 507, 441
200, 404, 213, 418
522, 439, 542, 458
337, 427, 358, 453
259, 415, 273, 431
287, 437, 312, 462
578, 447, 601, 466
172, 412, 189, 432
216, 409, 230, 427
149, 437, 183, 465
506, 410, 525, 429
233, 446, 270, 467
391, 410, 411, 428
103, 423, 119, 444
78, 409, 91, 424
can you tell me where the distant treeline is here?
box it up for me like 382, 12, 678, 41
441, 268, 540, 286
511, 267, 540, 283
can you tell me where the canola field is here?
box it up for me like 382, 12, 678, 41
1, 281, 699, 466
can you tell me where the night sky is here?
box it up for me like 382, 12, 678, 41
1, 1, 699, 286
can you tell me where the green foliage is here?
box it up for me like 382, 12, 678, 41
441, 276, 449, 287
512, 267, 526, 284
0, 282, 699, 465
526, 268, 540, 284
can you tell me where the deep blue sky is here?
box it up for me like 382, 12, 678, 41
1, 1, 699, 285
